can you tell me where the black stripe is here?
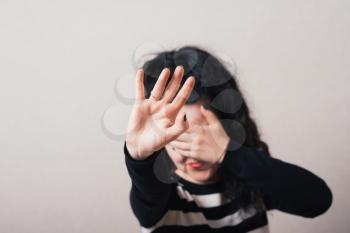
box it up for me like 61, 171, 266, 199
176, 177, 226, 195
151, 210, 268, 233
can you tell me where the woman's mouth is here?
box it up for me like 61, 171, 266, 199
187, 161, 204, 169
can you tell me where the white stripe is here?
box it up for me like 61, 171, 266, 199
176, 185, 232, 208
141, 205, 265, 233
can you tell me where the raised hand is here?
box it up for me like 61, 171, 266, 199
125, 66, 196, 160
169, 105, 230, 164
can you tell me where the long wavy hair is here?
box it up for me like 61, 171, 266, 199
140, 46, 272, 211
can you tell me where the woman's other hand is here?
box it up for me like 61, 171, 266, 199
169, 105, 230, 164
126, 66, 195, 160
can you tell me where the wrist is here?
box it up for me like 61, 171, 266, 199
125, 140, 155, 160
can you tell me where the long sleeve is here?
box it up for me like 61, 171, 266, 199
124, 141, 172, 227
221, 139, 333, 218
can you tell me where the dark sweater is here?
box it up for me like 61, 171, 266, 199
124, 139, 332, 233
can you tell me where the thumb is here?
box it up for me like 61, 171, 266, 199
200, 105, 219, 125
165, 112, 189, 142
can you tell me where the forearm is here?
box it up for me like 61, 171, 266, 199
220, 139, 333, 218
124, 141, 171, 227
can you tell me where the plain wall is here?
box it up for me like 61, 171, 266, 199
0, 0, 349, 232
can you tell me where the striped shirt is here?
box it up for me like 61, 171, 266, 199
124, 140, 332, 233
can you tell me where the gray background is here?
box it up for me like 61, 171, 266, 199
0, 0, 349, 232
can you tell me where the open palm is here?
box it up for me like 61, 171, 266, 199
126, 66, 195, 160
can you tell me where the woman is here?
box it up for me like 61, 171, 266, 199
124, 46, 333, 233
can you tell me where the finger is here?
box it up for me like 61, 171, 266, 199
135, 69, 145, 103
162, 66, 184, 103
174, 147, 194, 157
200, 105, 219, 125
169, 140, 192, 151
187, 124, 205, 133
165, 111, 189, 142
173, 131, 194, 142
171, 76, 195, 113
150, 68, 171, 101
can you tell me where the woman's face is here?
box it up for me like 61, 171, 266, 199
165, 100, 221, 184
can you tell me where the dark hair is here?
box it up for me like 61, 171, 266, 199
141, 45, 272, 211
